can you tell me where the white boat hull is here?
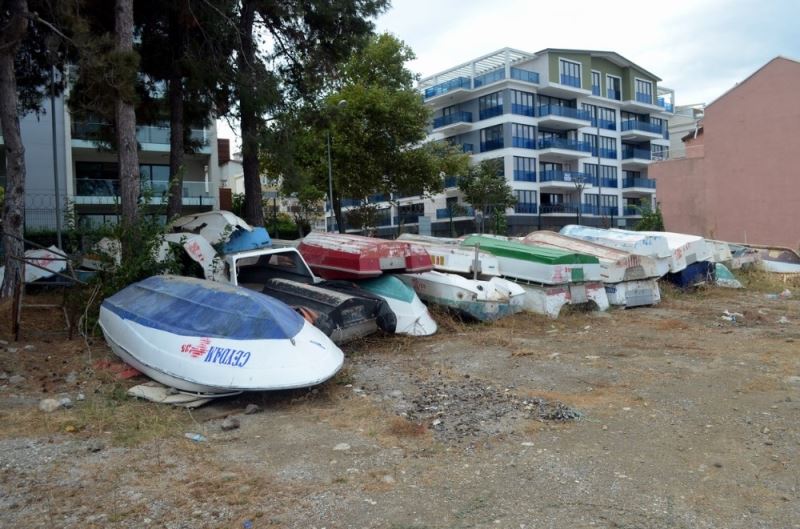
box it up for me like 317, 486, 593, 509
99, 307, 344, 394
515, 280, 609, 319
604, 279, 661, 307
377, 293, 438, 336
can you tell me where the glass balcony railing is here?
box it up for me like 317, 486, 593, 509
462, 143, 474, 153
622, 147, 652, 160
433, 111, 473, 129
511, 103, 534, 117
621, 120, 663, 134
607, 88, 620, 100
657, 98, 674, 112
537, 138, 592, 153
540, 203, 580, 214
623, 178, 656, 189
635, 92, 653, 104
513, 170, 536, 182
512, 137, 535, 149
514, 203, 538, 214
560, 74, 581, 88
582, 204, 617, 216
590, 147, 618, 159
479, 106, 503, 120
72, 122, 209, 146
540, 170, 591, 184
591, 85, 600, 96
510, 67, 539, 84
436, 205, 475, 219
394, 213, 421, 224
651, 149, 668, 161
623, 206, 643, 216
480, 139, 504, 152
424, 76, 471, 99
589, 177, 618, 188
591, 118, 617, 130
537, 105, 591, 121
474, 68, 506, 87
75, 178, 212, 199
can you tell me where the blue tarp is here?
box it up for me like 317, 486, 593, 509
223, 227, 272, 254
102, 275, 303, 340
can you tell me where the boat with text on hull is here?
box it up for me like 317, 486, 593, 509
298, 232, 432, 280
99, 275, 344, 394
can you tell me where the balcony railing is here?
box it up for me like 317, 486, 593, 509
462, 143, 474, 153
75, 178, 213, 201
444, 176, 458, 188
72, 122, 209, 146
591, 118, 617, 130
436, 205, 475, 219
540, 170, 591, 184
540, 203, 580, 214
368, 193, 390, 202
474, 68, 505, 87
590, 147, 617, 159
513, 170, 536, 182
424, 76, 471, 99
635, 92, 653, 104
479, 105, 503, 120
623, 177, 656, 189
582, 204, 617, 216
480, 139, 504, 152
590, 177, 619, 189
560, 74, 581, 88
512, 137, 535, 149
591, 85, 600, 96
607, 89, 620, 100
537, 138, 592, 153
651, 149, 669, 161
511, 104, 534, 117
340, 198, 363, 207
622, 147, 652, 160
395, 213, 421, 224
514, 203, 538, 214
537, 105, 591, 121
510, 67, 539, 84
433, 111, 473, 129
623, 206, 643, 216
657, 98, 674, 112
621, 120, 662, 134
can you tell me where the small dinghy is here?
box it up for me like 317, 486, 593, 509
357, 275, 438, 336
298, 232, 432, 279
99, 275, 344, 394
398, 271, 524, 322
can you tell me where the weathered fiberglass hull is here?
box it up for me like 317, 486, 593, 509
99, 275, 344, 394
357, 275, 438, 336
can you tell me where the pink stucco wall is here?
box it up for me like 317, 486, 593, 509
651, 58, 800, 249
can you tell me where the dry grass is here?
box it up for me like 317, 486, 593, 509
735, 268, 800, 293
385, 416, 427, 438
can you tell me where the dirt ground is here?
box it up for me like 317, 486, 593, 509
1, 278, 799, 529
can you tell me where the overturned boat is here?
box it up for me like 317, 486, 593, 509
398, 271, 524, 322
99, 275, 344, 394
560, 225, 672, 275
298, 232, 432, 280
358, 275, 438, 336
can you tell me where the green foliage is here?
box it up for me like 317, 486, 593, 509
634, 202, 665, 231
230, 193, 246, 219
458, 160, 516, 233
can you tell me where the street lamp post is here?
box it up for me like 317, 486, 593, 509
573, 173, 586, 225
326, 99, 348, 232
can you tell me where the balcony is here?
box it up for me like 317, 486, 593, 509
536, 138, 593, 161
591, 85, 600, 96
537, 105, 591, 130
622, 177, 657, 195
511, 103, 534, 117
72, 122, 211, 153
590, 147, 618, 159
474, 68, 505, 88
510, 67, 539, 84
436, 205, 475, 219
433, 111, 473, 133
590, 177, 619, 189
621, 93, 662, 112
368, 193, 390, 203
74, 178, 214, 206
539, 170, 592, 189
513, 169, 536, 182
512, 137, 536, 149
514, 202, 538, 214
461, 143, 474, 153
621, 146, 654, 169
479, 105, 503, 120
395, 212, 421, 225
540, 203, 580, 215
582, 204, 617, 216
621, 119, 664, 141
423, 76, 471, 100
607, 89, 620, 101
657, 97, 674, 113
560, 74, 581, 88
623, 206, 643, 216
591, 117, 617, 131
635, 92, 653, 104
480, 139, 504, 152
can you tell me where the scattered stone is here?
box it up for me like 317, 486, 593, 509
65, 371, 78, 385
381, 474, 396, 484
777, 316, 790, 325
333, 443, 351, 451
59, 397, 74, 409
243, 403, 261, 415
0, 339, 8, 345
38, 398, 62, 413
601, 425, 608, 431
520, 441, 535, 447
762, 427, 770, 435
87, 440, 105, 453
221, 417, 240, 431
389, 389, 403, 398
219, 471, 238, 481
785, 376, 800, 385
8, 375, 25, 385
0, 372, 7, 380
23, 345, 35, 351
76, 393, 85, 401
7, 347, 18, 353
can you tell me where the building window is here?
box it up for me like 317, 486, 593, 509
510, 90, 535, 117
581, 104, 616, 130
607, 74, 621, 100
559, 59, 581, 88
512, 123, 536, 149
635, 78, 653, 104
513, 156, 536, 181
478, 91, 504, 120
591, 71, 601, 95
584, 163, 618, 187
515, 190, 537, 213
583, 133, 617, 158
480, 125, 504, 152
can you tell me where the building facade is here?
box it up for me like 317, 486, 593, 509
333, 48, 674, 236
0, 93, 222, 231
651, 57, 800, 249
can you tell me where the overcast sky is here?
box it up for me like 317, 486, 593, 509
375, 0, 800, 105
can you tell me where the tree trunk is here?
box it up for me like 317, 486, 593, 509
237, 0, 264, 226
166, 2, 186, 219
333, 194, 345, 233
115, 0, 140, 236
0, 0, 29, 299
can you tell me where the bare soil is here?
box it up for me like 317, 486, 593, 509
1, 282, 799, 529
